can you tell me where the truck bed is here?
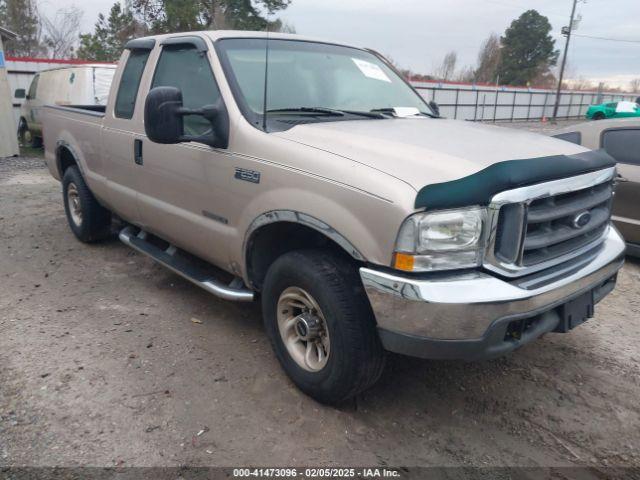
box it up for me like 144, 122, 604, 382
41, 104, 106, 183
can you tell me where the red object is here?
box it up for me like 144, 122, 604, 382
6, 56, 116, 66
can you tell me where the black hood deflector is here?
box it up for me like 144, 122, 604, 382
414, 149, 616, 210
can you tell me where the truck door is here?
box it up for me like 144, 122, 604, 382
100, 43, 154, 224
601, 127, 640, 248
135, 37, 231, 267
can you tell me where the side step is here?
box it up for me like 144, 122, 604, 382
119, 226, 254, 302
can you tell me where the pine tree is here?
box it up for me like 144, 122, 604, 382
133, 0, 292, 33
497, 10, 559, 86
76, 3, 139, 62
0, 0, 45, 56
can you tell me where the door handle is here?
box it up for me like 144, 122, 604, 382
134, 139, 143, 165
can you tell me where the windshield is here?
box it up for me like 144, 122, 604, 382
215, 38, 432, 129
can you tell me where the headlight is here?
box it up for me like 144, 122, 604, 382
393, 206, 486, 272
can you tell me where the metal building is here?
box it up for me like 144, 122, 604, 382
0, 26, 19, 158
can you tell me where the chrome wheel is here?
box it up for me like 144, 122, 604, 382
277, 286, 330, 372
67, 182, 82, 226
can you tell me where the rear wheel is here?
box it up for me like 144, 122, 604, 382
62, 166, 112, 242
262, 249, 385, 404
593, 112, 606, 120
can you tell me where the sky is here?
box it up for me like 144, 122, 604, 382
38, 0, 640, 87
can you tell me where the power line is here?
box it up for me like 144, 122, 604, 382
480, 0, 569, 19
572, 33, 640, 44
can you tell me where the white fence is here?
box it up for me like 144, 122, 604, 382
412, 80, 639, 122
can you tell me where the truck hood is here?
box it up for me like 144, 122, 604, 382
273, 118, 588, 190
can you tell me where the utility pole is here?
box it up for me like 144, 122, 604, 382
552, 0, 579, 121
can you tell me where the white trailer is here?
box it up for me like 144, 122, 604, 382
0, 26, 19, 158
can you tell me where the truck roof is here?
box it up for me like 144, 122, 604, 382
38, 64, 118, 74
131, 30, 360, 50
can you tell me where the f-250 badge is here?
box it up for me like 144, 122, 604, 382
234, 167, 261, 184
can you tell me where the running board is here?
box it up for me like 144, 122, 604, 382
119, 226, 254, 302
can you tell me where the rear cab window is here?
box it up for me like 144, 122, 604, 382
114, 49, 152, 119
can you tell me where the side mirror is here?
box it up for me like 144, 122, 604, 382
144, 86, 229, 149
14, 88, 26, 99
428, 100, 441, 117
144, 86, 184, 144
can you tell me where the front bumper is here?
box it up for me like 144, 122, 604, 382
360, 227, 625, 360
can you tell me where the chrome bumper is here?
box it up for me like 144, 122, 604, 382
361, 227, 625, 346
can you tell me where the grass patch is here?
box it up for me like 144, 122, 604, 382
19, 146, 44, 158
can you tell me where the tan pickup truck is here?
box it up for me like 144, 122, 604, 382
42, 31, 625, 404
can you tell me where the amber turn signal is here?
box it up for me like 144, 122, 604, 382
393, 252, 415, 272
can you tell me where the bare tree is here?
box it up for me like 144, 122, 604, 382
42, 7, 83, 59
630, 78, 640, 93
382, 54, 433, 81
566, 76, 594, 91
474, 33, 501, 83
200, 1, 231, 29
433, 50, 457, 81
457, 66, 475, 83
275, 20, 296, 33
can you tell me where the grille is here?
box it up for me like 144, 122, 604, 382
491, 177, 613, 274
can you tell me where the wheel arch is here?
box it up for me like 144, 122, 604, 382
55, 140, 83, 178
243, 210, 366, 290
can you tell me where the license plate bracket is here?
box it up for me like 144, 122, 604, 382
555, 290, 595, 333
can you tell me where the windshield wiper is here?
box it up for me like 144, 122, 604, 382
266, 107, 344, 116
266, 107, 386, 119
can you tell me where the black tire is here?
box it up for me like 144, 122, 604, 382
262, 249, 385, 404
62, 166, 111, 242
18, 120, 42, 148
593, 112, 606, 120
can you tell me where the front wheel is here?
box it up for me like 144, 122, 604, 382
262, 249, 385, 404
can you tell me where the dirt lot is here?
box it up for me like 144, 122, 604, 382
1, 128, 639, 473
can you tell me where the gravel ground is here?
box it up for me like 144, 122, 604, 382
502, 118, 584, 135
1, 134, 639, 475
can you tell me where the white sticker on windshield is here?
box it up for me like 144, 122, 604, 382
352, 58, 391, 83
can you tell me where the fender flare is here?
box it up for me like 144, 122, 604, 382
243, 210, 365, 264
55, 140, 86, 178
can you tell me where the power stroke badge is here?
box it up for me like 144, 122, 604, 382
234, 167, 261, 184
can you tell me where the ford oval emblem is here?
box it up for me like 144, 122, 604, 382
572, 211, 592, 229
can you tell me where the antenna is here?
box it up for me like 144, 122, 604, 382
262, 23, 271, 131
